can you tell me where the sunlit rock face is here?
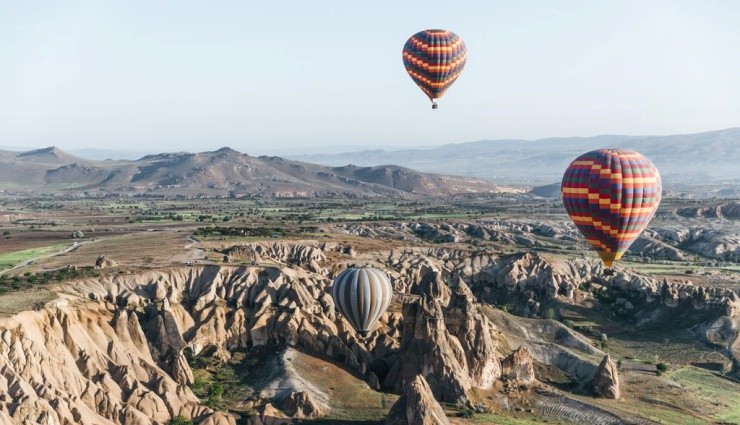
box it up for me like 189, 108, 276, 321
385, 271, 502, 403
385, 374, 450, 425
592, 354, 620, 400
0, 265, 399, 424
1, 238, 737, 423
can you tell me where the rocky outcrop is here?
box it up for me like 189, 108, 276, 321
385, 374, 450, 425
0, 266, 395, 424
592, 355, 620, 399
0, 303, 210, 424
469, 253, 602, 317
199, 412, 238, 425
245, 403, 291, 425
386, 272, 501, 403
170, 349, 195, 386
95, 254, 117, 268
501, 347, 535, 385
409, 222, 460, 243
281, 391, 327, 419
223, 242, 327, 273
677, 202, 740, 220
222, 241, 359, 274
628, 235, 686, 261
339, 215, 739, 262
251, 348, 331, 419
649, 226, 739, 261
485, 309, 603, 384
695, 307, 740, 379
1, 235, 736, 424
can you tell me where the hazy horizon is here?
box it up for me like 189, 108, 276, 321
2, 1, 739, 153
2, 126, 739, 160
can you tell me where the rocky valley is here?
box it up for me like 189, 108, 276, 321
1, 231, 739, 424
0, 194, 738, 424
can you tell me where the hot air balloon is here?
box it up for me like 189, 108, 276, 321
402, 29, 467, 109
561, 149, 662, 267
331, 267, 393, 337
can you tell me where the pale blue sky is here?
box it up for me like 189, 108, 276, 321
1, 0, 738, 154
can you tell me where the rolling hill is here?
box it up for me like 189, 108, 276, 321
0, 146, 505, 197
289, 128, 740, 186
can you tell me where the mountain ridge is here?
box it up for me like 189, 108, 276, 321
0, 146, 509, 197
289, 128, 740, 185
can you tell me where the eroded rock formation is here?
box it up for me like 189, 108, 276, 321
592, 355, 620, 399
501, 347, 535, 386
95, 254, 118, 269
0, 265, 392, 424
0, 239, 737, 423
281, 391, 327, 419
386, 271, 501, 403
385, 374, 450, 425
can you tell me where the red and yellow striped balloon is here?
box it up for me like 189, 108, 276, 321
402, 29, 467, 107
561, 149, 662, 266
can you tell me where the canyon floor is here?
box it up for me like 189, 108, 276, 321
0, 195, 738, 425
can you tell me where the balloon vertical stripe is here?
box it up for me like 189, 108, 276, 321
561, 149, 662, 266
331, 267, 393, 336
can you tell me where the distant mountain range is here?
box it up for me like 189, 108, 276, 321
0, 147, 507, 197
288, 128, 740, 186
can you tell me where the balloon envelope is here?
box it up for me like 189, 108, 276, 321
331, 267, 393, 336
561, 149, 662, 266
402, 29, 467, 104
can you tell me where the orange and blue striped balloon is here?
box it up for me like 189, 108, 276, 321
402, 29, 467, 108
561, 149, 662, 266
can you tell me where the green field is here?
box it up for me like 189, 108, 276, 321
668, 367, 740, 424
0, 244, 68, 270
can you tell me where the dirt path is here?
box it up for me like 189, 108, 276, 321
0, 240, 91, 276
169, 233, 207, 264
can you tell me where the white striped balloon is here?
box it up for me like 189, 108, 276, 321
331, 267, 393, 337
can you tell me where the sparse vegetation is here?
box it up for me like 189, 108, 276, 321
0, 193, 737, 424
168, 416, 193, 425
544, 307, 557, 320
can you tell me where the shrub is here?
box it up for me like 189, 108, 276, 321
544, 307, 557, 320
190, 376, 208, 398
169, 416, 194, 425
458, 407, 475, 419
656, 362, 669, 375
207, 382, 224, 409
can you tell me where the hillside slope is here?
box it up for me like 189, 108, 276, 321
0, 146, 503, 197
290, 128, 740, 186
